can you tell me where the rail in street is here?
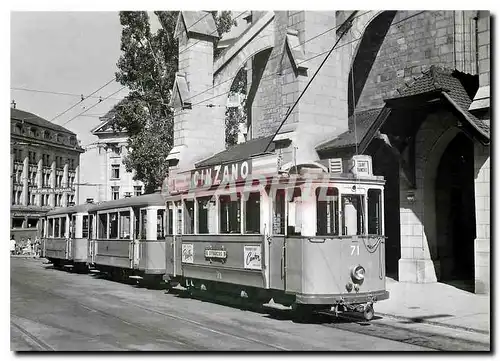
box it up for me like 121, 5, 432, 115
10, 258, 490, 352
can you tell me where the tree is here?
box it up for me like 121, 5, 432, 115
111, 11, 237, 193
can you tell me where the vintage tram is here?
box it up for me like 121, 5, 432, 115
42, 203, 93, 272
87, 194, 167, 283
162, 154, 389, 320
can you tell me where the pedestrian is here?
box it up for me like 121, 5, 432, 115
26, 237, 32, 256
34, 237, 41, 258
10, 235, 16, 256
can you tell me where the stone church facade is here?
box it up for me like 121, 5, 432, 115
166, 11, 490, 293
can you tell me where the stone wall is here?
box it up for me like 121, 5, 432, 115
356, 10, 479, 112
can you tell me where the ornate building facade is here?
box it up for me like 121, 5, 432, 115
10, 106, 84, 236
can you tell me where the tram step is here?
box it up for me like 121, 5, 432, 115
63, 265, 74, 268
128, 275, 143, 280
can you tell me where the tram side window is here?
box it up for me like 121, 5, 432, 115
140, 209, 147, 239
245, 192, 260, 234
120, 211, 131, 239
61, 217, 66, 238
82, 215, 89, 238
341, 195, 365, 236
109, 212, 118, 239
273, 189, 285, 235
316, 187, 339, 236
220, 194, 241, 234
197, 197, 216, 234
157, 209, 165, 240
70, 215, 76, 239
167, 204, 173, 235
368, 189, 383, 235
288, 187, 302, 236
98, 214, 107, 239
54, 219, 60, 238
184, 200, 195, 234
48, 218, 54, 238
134, 209, 140, 239
176, 202, 182, 234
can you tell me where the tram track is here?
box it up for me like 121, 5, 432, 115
11, 316, 55, 351
11, 276, 287, 351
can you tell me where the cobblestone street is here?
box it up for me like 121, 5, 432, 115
10, 258, 489, 351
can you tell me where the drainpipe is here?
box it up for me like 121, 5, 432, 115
453, 11, 456, 69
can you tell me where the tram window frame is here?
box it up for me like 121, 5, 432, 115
219, 193, 241, 234
367, 189, 383, 235
82, 215, 89, 238
140, 209, 147, 239
60, 217, 66, 238
272, 189, 286, 235
157, 209, 166, 240
70, 215, 76, 239
341, 194, 365, 236
119, 211, 131, 239
108, 212, 119, 239
48, 218, 54, 238
197, 196, 216, 234
98, 213, 107, 239
316, 187, 339, 236
183, 200, 195, 234
287, 187, 302, 236
167, 204, 173, 235
245, 192, 261, 234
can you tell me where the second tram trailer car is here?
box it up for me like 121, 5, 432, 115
87, 194, 168, 283
43, 203, 93, 272
162, 154, 389, 320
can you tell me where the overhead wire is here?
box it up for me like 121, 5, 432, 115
60, 86, 127, 127
50, 78, 115, 123
10, 87, 122, 101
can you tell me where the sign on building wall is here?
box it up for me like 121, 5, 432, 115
32, 187, 74, 194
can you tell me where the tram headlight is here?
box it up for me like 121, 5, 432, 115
351, 265, 365, 284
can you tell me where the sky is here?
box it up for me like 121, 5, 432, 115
10, 11, 161, 147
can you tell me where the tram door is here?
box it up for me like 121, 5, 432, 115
269, 189, 287, 290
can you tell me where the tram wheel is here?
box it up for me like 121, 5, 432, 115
363, 304, 374, 321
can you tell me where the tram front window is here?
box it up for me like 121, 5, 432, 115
342, 195, 365, 236
70, 216, 76, 238
316, 187, 339, 236
54, 219, 60, 238
140, 210, 147, 239
220, 194, 241, 234
368, 189, 383, 235
245, 192, 260, 234
48, 219, 54, 237
61, 217, 66, 238
288, 187, 302, 236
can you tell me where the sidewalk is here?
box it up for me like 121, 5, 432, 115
376, 277, 490, 334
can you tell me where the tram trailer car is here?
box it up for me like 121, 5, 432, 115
163, 155, 388, 320
87, 194, 168, 283
42, 203, 94, 272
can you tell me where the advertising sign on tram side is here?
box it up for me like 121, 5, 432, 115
190, 159, 253, 188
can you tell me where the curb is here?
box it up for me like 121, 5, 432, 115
376, 312, 490, 335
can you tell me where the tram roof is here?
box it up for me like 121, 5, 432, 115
46, 203, 94, 216
88, 193, 166, 212
195, 135, 275, 168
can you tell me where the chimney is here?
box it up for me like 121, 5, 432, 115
86, 198, 94, 204
11, 100, 16, 109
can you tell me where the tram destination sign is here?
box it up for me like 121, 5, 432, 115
191, 160, 252, 188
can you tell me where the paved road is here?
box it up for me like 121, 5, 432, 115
10, 258, 490, 351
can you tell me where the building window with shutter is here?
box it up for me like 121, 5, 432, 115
134, 186, 142, 197
111, 186, 120, 200
111, 164, 120, 180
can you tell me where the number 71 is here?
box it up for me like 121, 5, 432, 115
350, 245, 359, 256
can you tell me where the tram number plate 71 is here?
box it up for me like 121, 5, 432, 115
350, 245, 360, 256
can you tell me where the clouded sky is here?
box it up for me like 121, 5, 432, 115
10, 11, 161, 146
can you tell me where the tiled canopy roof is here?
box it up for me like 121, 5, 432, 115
316, 108, 383, 151
392, 65, 489, 138
11, 108, 76, 135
